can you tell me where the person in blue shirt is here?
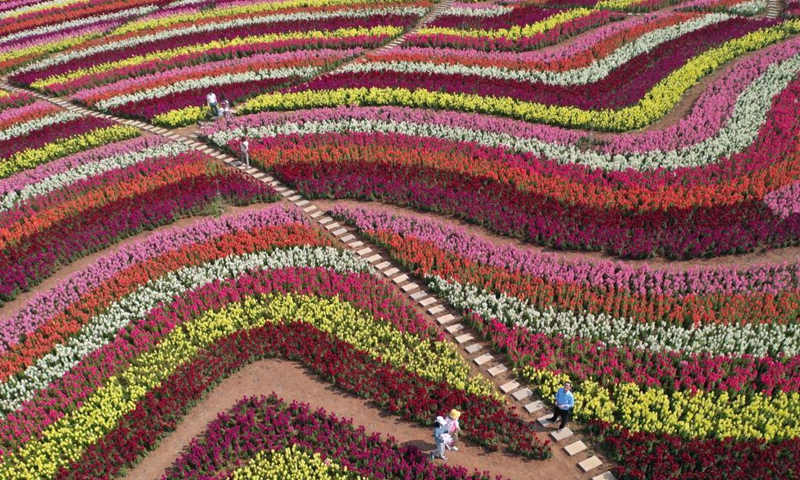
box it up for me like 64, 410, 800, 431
429, 416, 449, 461
549, 381, 575, 432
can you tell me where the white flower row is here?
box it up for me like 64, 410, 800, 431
14, 6, 427, 75
95, 66, 319, 110
340, 13, 730, 85
427, 276, 800, 358
0, 141, 190, 212
0, 246, 372, 416
213, 52, 800, 171
729, 0, 766, 15
443, 5, 514, 17
0, 6, 158, 48
0, 110, 81, 142
164, 0, 209, 7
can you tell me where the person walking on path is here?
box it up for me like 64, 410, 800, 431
206, 91, 218, 119
240, 136, 249, 167
444, 409, 461, 451
429, 416, 449, 461
550, 381, 574, 433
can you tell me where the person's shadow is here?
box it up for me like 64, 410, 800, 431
401, 440, 436, 451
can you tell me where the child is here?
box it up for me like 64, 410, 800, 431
429, 416, 448, 461
444, 409, 461, 451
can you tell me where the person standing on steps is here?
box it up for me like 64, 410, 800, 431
550, 381, 574, 433
444, 409, 461, 451
429, 416, 449, 461
240, 135, 250, 168
206, 91, 218, 119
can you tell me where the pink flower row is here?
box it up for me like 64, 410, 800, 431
329, 205, 800, 299
0, 207, 305, 353
70, 48, 360, 103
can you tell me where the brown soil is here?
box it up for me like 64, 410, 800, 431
315, 198, 800, 270
121, 360, 583, 480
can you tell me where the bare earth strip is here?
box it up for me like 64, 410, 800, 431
121, 359, 579, 480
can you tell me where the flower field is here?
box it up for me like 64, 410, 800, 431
9, 0, 436, 127
0, 90, 276, 304
0, 207, 547, 479
161, 394, 504, 479
2, 0, 800, 476
331, 205, 800, 476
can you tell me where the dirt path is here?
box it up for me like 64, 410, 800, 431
122, 360, 581, 480
315, 199, 800, 270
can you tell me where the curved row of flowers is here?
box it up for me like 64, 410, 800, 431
0, 115, 275, 305
0, 206, 549, 479
0, 92, 140, 179
9, 0, 436, 127
202, 64, 800, 259
0, 0, 171, 73
158, 396, 504, 480
240, 18, 800, 132
330, 205, 800, 475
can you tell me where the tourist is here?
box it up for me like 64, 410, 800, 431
219, 97, 231, 118
240, 135, 249, 167
218, 95, 230, 119
206, 91, 218, 119
444, 409, 461, 451
550, 381, 574, 433
429, 416, 449, 461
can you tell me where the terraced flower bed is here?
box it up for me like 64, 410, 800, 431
332, 205, 800, 476
160, 394, 505, 479
10, 0, 436, 127
0, 207, 548, 479
2, 0, 800, 476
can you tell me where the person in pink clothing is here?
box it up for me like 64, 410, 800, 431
444, 409, 461, 451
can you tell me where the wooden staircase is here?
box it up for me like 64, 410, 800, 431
766, 0, 784, 18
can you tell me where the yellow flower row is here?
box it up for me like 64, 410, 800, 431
153, 106, 210, 127
230, 445, 363, 480
31, 26, 403, 90
239, 20, 799, 131
0, 0, 89, 20
416, 8, 594, 40
0, 33, 100, 73
113, 0, 414, 36
0, 125, 139, 179
0, 294, 494, 479
595, 0, 651, 10
0, 90, 8, 98
520, 367, 800, 442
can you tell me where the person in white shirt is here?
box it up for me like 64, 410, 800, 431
206, 92, 218, 118
240, 136, 249, 167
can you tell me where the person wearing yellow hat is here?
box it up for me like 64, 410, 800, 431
444, 409, 461, 451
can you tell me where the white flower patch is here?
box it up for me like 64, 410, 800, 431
444, 5, 514, 17
0, 246, 372, 416
341, 14, 730, 86
729, 0, 766, 15
0, 110, 82, 142
95, 66, 319, 110
0, 141, 190, 211
428, 276, 800, 358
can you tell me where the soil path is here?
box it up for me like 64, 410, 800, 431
122, 360, 580, 480
316, 198, 800, 270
